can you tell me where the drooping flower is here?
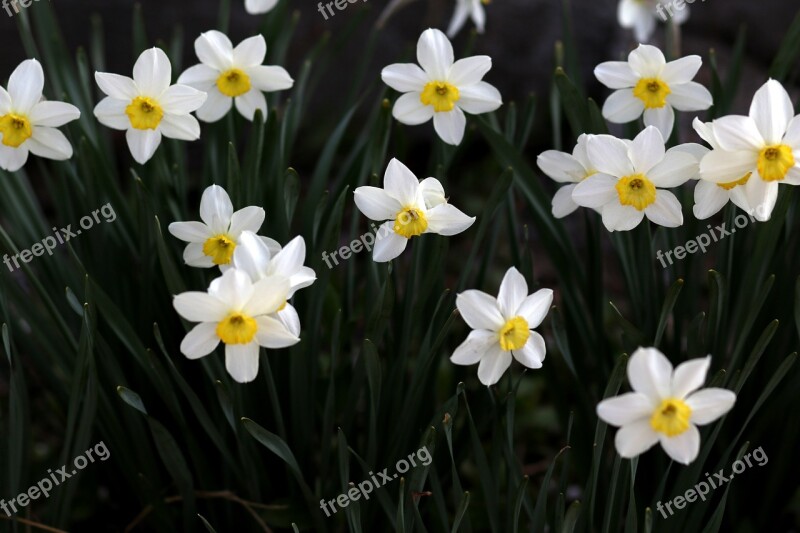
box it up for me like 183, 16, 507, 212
617, 0, 689, 43
447, 0, 487, 38
245, 0, 279, 15
452, 267, 553, 386
597, 347, 736, 464
173, 268, 299, 383
94, 47, 207, 165
353, 158, 475, 262
177, 31, 293, 123
572, 126, 698, 231
699, 79, 800, 222
381, 28, 502, 145
168, 184, 280, 268
537, 134, 598, 218
0, 59, 80, 172
595, 44, 712, 140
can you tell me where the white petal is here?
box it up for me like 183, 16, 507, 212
603, 89, 645, 124
93, 97, 130, 130
354, 186, 403, 221
233, 35, 267, 67
133, 48, 172, 96
632, 10, 656, 43
750, 79, 794, 145
433, 107, 466, 146
247, 65, 294, 92
255, 315, 300, 348
383, 158, 420, 206
228, 206, 265, 236
417, 28, 454, 80
195, 30, 234, 71
448, 56, 491, 86
0, 143, 29, 172
537, 150, 585, 183
183, 242, 215, 268
587, 135, 635, 177
225, 343, 260, 383
671, 356, 710, 399
95, 72, 138, 100
659, 425, 700, 464
630, 126, 666, 174
177, 64, 219, 89
743, 175, 778, 221
372, 222, 408, 262
446, 3, 470, 37
516, 288, 553, 329
392, 92, 435, 126
200, 185, 234, 228
26, 127, 73, 160
456, 290, 505, 330
699, 149, 757, 183
477, 345, 512, 386
126, 128, 162, 165
245, 275, 290, 316
381, 63, 428, 93
451, 329, 497, 365
28, 101, 80, 127
692, 180, 729, 220
552, 185, 580, 218
235, 89, 267, 122
497, 267, 528, 318
276, 304, 301, 337
160, 84, 207, 115
456, 82, 502, 115
180, 323, 220, 359
602, 202, 644, 231
645, 191, 683, 228
712, 115, 764, 151
685, 388, 736, 425
513, 331, 546, 369
647, 150, 698, 187
628, 44, 666, 78
288, 267, 316, 297
597, 392, 654, 426
0, 87, 11, 115
572, 173, 618, 208
782, 114, 800, 149
231, 230, 271, 280
208, 267, 254, 309
643, 106, 675, 141
159, 113, 201, 141
425, 203, 475, 236
614, 420, 660, 458
245, 0, 279, 14
627, 347, 672, 401
595, 61, 638, 89
419, 177, 447, 208
661, 55, 702, 85
666, 82, 713, 111
168, 221, 212, 242
8, 59, 44, 113
270, 235, 306, 278
196, 88, 233, 123
173, 292, 228, 322
692, 117, 719, 149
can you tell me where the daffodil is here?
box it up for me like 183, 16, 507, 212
447, 0, 487, 38
173, 268, 299, 383
381, 28, 502, 145
245, 0, 279, 15
353, 158, 475, 262
452, 267, 553, 386
572, 126, 698, 231
94, 47, 207, 165
617, 0, 688, 43
597, 347, 736, 464
168, 184, 280, 268
0, 59, 80, 172
177, 31, 293, 123
537, 134, 598, 218
699, 79, 800, 222
595, 44, 712, 140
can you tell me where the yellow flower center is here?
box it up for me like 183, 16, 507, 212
757, 144, 795, 182
498, 316, 530, 351
216, 312, 258, 345
633, 78, 671, 109
203, 234, 236, 265
616, 174, 657, 211
0, 113, 33, 148
420, 81, 460, 113
217, 68, 252, 97
393, 207, 428, 238
650, 398, 692, 437
126, 96, 164, 130
717, 172, 752, 190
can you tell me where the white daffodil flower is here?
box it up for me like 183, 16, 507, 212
94, 47, 207, 165
226, 230, 316, 337
617, 0, 688, 43
381, 28, 502, 146
177, 31, 293, 123
353, 158, 475, 262
0, 59, 80, 172
452, 267, 553, 386
597, 347, 736, 465
572, 126, 698, 231
173, 268, 299, 383
447, 0, 487, 38
168, 184, 280, 268
537, 134, 598, 218
699, 79, 800, 222
245, 0, 279, 15
595, 44, 712, 140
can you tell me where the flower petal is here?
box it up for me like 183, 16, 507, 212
477, 345, 512, 386
419, 177, 446, 208
200, 185, 234, 228
247, 65, 294, 92
455, 82, 502, 114
750, 79, 794, 145
383, 158, 420, 206
743, 175, 778, 221
685, 388, 736, 425
225, 342, 260, 383
451, 329, 497, 365
572, 173, 618, 208
433, 107, 466, 146
29, 101, 81, 127
27, 127, 73, 160
597, 392, 654, 426
417, 28, 454, 80
712, 115, 764, 151
95, 72, 138, 100
243, 275, 288, 316
603, 89, 645, 124
381, 63, 429, 93
614, 419, 660, 458
392, 92, 434, 125
173, 292, 228, 322
516, 288, 553, 329
8, 59, 44, 113
0, 143, 29, 172
168, 221, 212, 243
183, 242, 215, 268
456, 290, 505, 330
513, 331, 546, 369
699, 149, 757, 184
160, 84, 207, 115
133, 48, 172, 96
628, 44, 666, 78
245, 0, 279, 14
602, 202, 644, 232
196, 30, 234, 71
235, 89, 267, 122
666, 82, 713, 111
233, 35, 267, 67
643, 106, 675, 141
497, 267, 528, 319
692, 180, 729, 220
448, 55, 491, 86
595, 61, 638, 89
552, 184, 580, 218
671, 356, 710, 399
354, 186, 403, 221
196, 88, 233, 122
659, 424, 700, 465
537, 150, 585, 183
177, 64, 219, 90
587, 135, 635, 177
627, 347, 673, 401
228, 206, 265, 236
630, 126, 666, 175
93, 97, 130, 130
180, 323, 220, 359
255, 315, 300, 348
425, 203, 475, 236
125, 128, 162, 165
661, 55, 702, 85
647, 150, 698, 187
372, 222, 408, 262
159, 113, 201, 141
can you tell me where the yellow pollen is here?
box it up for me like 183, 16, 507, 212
757, 144, 795, 182
216, 312, 258, 345
420, 81, 460, 112
203, 234, 236, 265
498, 316, 530, 351
717, 172, 752, 190
616, 174, 657, 211
278, 301, 287, 312
633, 78, 671, 109
217, 68, 252, 98
650, 398, 692, 437
125, 96, 164, 130
0, 113, 33, 148
393, 207, 428, 238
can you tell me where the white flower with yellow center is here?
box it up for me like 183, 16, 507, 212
447, 0, 489, 38
245, 0, 279, 15
699, 79, 800, 222
173, 268, 299, 383
452, 267, 553, 386
94, 47, 207, 165
381, 28, 502, 146
0, 59, 80, 172
617, 0, 688, 43
177, 31, 293, 123
168, 184, 280, 268
226, 230, 316, 337
353, 158, 475, 262
597, 347, 736, 464
537, 134, 598, 218
595, 44, 712, 140
572, 126, 698, 231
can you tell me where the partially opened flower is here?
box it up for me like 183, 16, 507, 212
177, 31, 293, 123
353, 158, 475, 262
0, 59, 80, 172
595, 44, 712, 139
447, 0, 487, 38
617, 0, 688, 43
94, 47, 207, 164
537, 134, 598, 218
452, 267, 553, 386
381, 28, 502, 145
597, 347, 736, 464
572, 126, 698, 231
173, 269, 299, 383
699, 79, 800, 221
245, 0, 279, 15
168, 184, 280, 268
